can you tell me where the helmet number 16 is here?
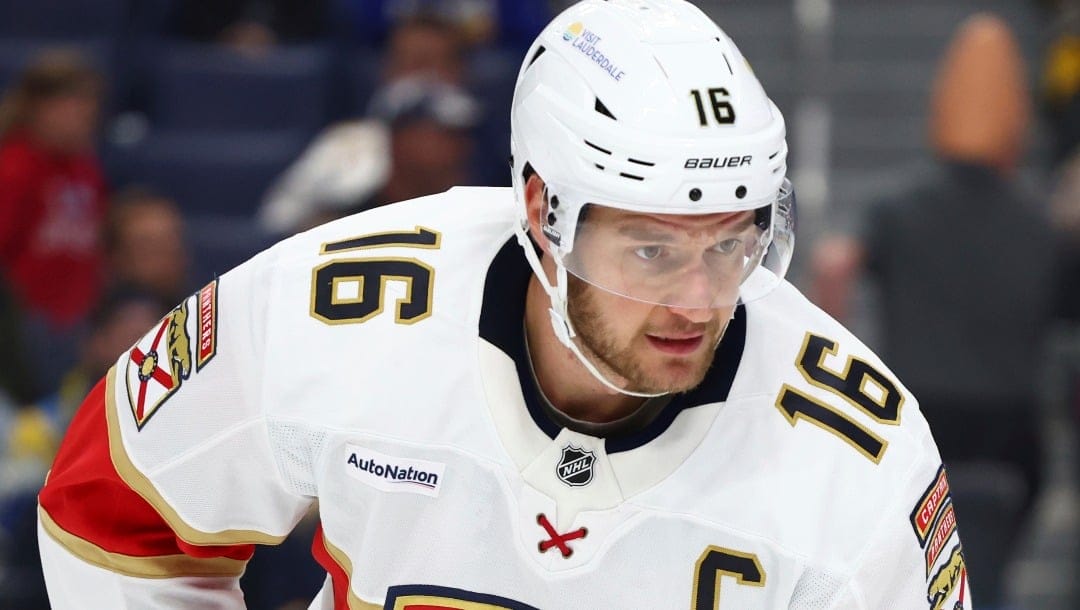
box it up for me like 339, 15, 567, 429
690, 88, 736, 126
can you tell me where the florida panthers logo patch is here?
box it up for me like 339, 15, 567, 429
195, 279, 218, 370
124, 279, 218, 430
927, 545, 968, 610
556, 444, 596, 487
126, 300, 193, 429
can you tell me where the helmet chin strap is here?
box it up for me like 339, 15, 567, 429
514, 223, 667, 399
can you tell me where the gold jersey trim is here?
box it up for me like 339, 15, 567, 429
320, 531, 381, 610
105, 366, 287, 546
38, 505, 247, 579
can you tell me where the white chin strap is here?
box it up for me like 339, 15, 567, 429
514, 223, 667, 399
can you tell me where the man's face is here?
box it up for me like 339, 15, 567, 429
392, 120, 472, 196
567, 275, 732, 394
31, 90, 100, 153
386, 22, 464, 85
114, 201, 189, 301
562, 207, 753, 394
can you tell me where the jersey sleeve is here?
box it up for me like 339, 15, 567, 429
38, 246, 315, 608
830, 442, 972, 610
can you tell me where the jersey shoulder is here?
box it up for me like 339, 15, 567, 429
260, 185, 517, 327
270, 187, 516, 271
85, 187, 518, 538
737, 279, 933, 461
676, 281, 945, 564
247, 186, 518, 425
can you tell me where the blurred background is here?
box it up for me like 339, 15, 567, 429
0, 0, 1077, 608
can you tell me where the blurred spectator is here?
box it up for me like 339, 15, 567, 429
170, 0, 329, 53
0, 50, 108, 399
259, 76, 479, 233
811, 15, 1055, 607
364, 77, 478, 205
0, 286, 166, 609
1050, 151, 1080, 322
342, 0, 550, 52
1039, 0, 1080, 164
384, 15, 468, 85
105, 186, 192, 306
8, 287, 167, 472
0, 285, 34, 405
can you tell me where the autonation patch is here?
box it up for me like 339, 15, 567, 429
344, 444, 446, 498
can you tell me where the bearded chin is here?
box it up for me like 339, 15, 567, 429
565, 276, 722, 395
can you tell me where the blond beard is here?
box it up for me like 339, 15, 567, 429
565, 276, 725, 394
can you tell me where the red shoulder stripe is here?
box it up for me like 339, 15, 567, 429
312, 523, 351, 610
38, 376, 254, 563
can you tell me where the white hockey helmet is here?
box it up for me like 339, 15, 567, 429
510, 0, 795, 393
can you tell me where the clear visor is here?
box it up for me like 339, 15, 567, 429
558, 179, 796, 309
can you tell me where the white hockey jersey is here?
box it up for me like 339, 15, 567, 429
38, 187, 971, 609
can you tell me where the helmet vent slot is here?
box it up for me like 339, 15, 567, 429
584, 140, 612, 155
619, 172, 645, 181
594, 98, 617, 120
527, 45, 546, 69
628, 158, 655, 167
722, 53, 733, 76
769, 150, 779, 160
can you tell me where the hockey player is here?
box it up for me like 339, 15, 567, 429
38, 1, 971, 608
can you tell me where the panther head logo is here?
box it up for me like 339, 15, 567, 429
927, 546, 965, 610
167, 301, 193, 384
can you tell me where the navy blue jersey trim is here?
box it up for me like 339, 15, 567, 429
605, 305, 745, 453
478, 238, 746, 454
479, 238, 562, 440
384, 584, 540, 609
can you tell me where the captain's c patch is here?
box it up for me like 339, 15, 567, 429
911, 465, 952, 545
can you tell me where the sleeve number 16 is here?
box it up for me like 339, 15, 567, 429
310, 227, 441, 326
775, 333, 904, 463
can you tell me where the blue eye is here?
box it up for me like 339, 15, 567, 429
712, 239, 741, 255
634, 245, 664, 260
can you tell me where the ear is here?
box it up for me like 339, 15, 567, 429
524, 173, 550, 254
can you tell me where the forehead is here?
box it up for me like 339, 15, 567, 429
584, 205, 753, 232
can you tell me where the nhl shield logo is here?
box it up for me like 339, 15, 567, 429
556, 445, 596, 487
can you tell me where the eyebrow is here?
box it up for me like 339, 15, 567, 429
616, 211, 756, 241
616, 226, 679, 242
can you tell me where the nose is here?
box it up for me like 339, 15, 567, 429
665, 304, 714, 324
663, 258, 732, 315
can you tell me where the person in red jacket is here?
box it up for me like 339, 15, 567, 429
0, 50, 108, 398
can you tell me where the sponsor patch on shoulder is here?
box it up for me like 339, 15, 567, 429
911, 464, 952, 545
344, 444, 446, 498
